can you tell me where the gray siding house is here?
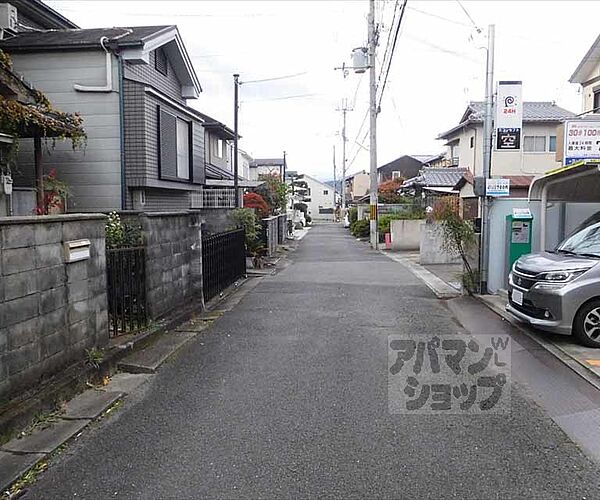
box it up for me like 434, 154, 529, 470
0, 1, 228, 213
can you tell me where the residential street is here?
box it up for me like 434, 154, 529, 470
26, 224, 600, 499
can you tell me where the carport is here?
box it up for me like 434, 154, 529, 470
528, 160, 600, 249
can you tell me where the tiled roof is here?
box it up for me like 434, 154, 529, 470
468, 101, 576, 122
439, 101, 576, 139
403, 167, 468, 189
0, 26, 173, 51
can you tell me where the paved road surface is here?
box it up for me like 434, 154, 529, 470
26, 224, 600, 499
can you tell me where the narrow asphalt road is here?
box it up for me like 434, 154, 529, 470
27, 224, 600, 499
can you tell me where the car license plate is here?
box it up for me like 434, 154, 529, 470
512, 289, 523, 306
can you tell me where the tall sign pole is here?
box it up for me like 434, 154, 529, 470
479, 25, 495, 293
233, 73, 240, 207
368, 0, 378, 248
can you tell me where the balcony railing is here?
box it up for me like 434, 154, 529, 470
190, 188, 242, 209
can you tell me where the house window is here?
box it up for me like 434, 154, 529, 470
139, 189, 146, 206
155, 48, 168, 76
392, 171, 402, 179
176, 118, 190, 179
323, 189, 329, 195
594, 90, 600, 113
523, 135, 546, 152
549, 135, 557, 152
212, 138, 223, 159
470, 136, 474, 148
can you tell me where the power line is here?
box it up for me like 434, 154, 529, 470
241, 72, 308, 85
377, 0, 407, 109
377, 0, 401, 89
456, 0, 480, 32
241, 93, 319, 103
407, 5, 471, 27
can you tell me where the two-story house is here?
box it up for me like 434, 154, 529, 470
0, 0, 248, 216
344, 170, 370, 205
377, 155, 425, 184
438, 101, 576, 203
294, 174, 335, 221
570, 33, 600, 115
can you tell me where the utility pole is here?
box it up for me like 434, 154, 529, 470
233, 73, 240, 207
479, 24, 495, 294
368, 0, 378, 249
336, 99, 352, 211
332, 144, 337, 210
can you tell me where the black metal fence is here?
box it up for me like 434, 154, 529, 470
106, 246, 148, 336
202, 229, 246, 302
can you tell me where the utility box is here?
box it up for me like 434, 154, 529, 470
505, 208, 533, 285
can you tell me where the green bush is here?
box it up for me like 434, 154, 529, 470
348, 207, 358, 225
105, 212, 143, 249
229, 208, 261, 253
351, 218, 370, 238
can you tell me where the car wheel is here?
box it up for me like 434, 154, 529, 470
573, 299, 600, 348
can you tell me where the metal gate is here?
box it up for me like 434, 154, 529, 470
202, 229, 246, 301
106, 246, 148, 336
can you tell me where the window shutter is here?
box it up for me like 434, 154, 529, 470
191, 121, 205, 184
158, 107, 177, 180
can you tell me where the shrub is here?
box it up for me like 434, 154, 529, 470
348, 207, 358, 225
378, 178, 405, 204
229, 208, 262, 254
105, 212, 143, 249
351, 218, 370, 238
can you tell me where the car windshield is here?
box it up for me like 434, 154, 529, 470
556, 221, 600, 257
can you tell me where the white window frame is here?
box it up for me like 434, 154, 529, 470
523, 135, 547, 153
391, 171, 402, 179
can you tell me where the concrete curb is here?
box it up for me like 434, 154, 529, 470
379, 251, 460, 299
475, 294, 600, 392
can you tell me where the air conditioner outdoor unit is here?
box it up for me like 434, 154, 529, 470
0, 3, 17, 32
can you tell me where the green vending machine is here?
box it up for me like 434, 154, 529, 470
506, 208, 533, 281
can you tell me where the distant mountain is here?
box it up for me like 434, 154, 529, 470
324, 180, 342, 192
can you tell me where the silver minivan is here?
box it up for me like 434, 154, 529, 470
507, 211, 600, 347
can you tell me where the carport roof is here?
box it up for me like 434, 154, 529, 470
528, 161, 600, 202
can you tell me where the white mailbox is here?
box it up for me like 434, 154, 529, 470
64, 239, 91, 263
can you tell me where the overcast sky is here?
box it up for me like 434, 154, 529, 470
48, 0, 600, 180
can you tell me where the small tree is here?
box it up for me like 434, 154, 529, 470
229, 208, 261, 251
378, 178, 405, 204
432, 197, 478, 294
243, 192, 270, 218
254, 173, 289, 214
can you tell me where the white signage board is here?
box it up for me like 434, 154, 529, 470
563, 120, 600, 165
486, 178, 510, 197
495, 81, 523, 150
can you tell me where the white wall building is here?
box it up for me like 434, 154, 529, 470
296, 174, 336, 221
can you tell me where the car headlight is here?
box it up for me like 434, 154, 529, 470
533, 269, 587, 290
538, 270, 586, 282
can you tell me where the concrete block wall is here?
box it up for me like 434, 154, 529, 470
276, 214, 287, 244
195, 208, 233, 235
138, 212, 202, 319
0, 214, 108, 403
390, 219, 423, 251
419, 221, 462, 265
261, 217, 279, 257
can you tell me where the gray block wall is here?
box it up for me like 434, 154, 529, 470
137, 212, 202, 319
261, 217, 279, 257
0, 214, 109, 403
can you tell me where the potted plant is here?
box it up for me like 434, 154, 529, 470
36, 168, 70, 214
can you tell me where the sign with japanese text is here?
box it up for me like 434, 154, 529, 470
388, 334, 511, 414
563, 120, 600, 165
486, 178, 510, 197
495, 81, 523, 150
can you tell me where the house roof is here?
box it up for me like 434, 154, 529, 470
0, 25, 202, 97
205, 163, 234, 181
438, 101, 576, 139
570, 33, 600, 84
402, 167, 468, 189
11, 0, 79, 30
194, 110, 236, 140
377, 155, 424, 179
250, 158, 285, 167
0, 26, 173, 51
